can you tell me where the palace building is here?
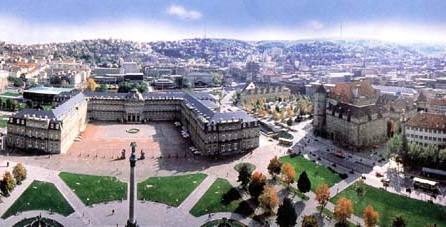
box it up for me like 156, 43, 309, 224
7, 89, 260, 156
313, 80, 417, 150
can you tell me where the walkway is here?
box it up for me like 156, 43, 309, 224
0, 160, 262, 226
178, 175, 216, 211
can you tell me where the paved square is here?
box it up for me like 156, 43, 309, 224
67, 122, 189, 158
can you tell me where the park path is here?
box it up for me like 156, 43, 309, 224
178, 175, 217, 211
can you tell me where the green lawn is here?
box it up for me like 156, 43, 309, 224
137, 173, 207, 207
2, 180, 74, 219
12, 217, 63, 227
331, 182, 446, 227
190, 178, 251, 217
280, 155, 342, 191
59, 172, 127, 206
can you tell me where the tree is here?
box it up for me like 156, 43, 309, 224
12, 163, 27, 185
258, 185, 279, 215
238, 164, 251, 189
96, 84, 107, 92
392, 216, 406, 227
387, 134, 402, 158
5, 98, 12, 111
281, 163, 296, 187
301, 215, 318, 227
363, 205, 379, 227
356, 179, 365, 197
276, 198, 297, 227
315, 183, 330, 214
297, 171, 311, 193
296, 96, 313, 115
2, 171, 16, 195
334, 197, 353, 225
212, 72, 223, 85
118, 81, 148, 93
248, 171, 267, 199
86, 78, 97, 91
268, 156, 282, 178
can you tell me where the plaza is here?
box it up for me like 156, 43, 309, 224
0, 119, 445, 227
67, 122, 189, 160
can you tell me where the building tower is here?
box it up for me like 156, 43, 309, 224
313, 85, 327, 135
126, 142, 139, 227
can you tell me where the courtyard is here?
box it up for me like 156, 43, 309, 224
67, 122, 190, 159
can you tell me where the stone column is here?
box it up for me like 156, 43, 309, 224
126, 142, 138, 227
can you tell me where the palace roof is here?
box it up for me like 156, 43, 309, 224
329, 80, 378, 104
407, 112, 446, 130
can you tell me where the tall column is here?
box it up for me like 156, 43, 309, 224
126, 142, 138, 227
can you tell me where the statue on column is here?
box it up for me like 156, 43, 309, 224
127, 142, 138, 227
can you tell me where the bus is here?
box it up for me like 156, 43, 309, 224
413, 177, 439, 194
422, 167, 446, 180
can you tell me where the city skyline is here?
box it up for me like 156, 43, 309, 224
1, 0, 446, 44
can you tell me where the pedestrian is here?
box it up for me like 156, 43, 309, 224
6, 161, 9, 167
112, 209, 115, 215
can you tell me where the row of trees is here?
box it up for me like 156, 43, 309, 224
0, 98, 19, 111
236, 156, 396, 227
332, 197, 380, 227
117, 81, 148, 93
388, 134, 446, 170
237, 156, 313, 227
1, 163, 27, 197
86, 78, 149, 94
243, 95, 313, 125
7, 76, 24, 87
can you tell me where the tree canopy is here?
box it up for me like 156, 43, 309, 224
297, 171, 311, 193
276, 198, 297, 227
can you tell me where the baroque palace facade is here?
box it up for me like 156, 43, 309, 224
7, 89, 259, 155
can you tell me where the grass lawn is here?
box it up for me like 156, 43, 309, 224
59, 172, 127, 206
331, 182, 446, 227
12, 217, 63, 227
2, 180, 74, 219
137, 173, 207, 207
280, 155, 342, 191
190, 178, 252, 217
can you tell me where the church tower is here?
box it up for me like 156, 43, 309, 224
313, 85, 327, 135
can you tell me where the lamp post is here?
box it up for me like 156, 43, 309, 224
126, 142, 138, 227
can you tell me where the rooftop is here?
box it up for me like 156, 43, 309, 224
24, 86, 74, 95
407, 112, 446, 130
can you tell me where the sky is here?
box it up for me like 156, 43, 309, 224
1, 0, 446, 44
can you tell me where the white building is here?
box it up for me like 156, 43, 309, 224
406, 112, 446, 147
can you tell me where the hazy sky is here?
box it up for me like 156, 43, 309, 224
1, 0, 446, 44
